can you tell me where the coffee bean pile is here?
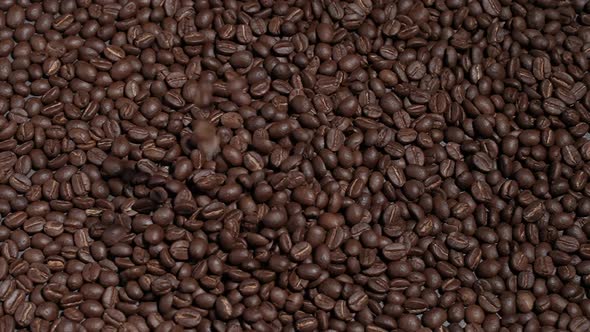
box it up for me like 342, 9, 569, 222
1, 0, 590, 330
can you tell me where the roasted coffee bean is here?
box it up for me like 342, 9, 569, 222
382, 243, 408, 261
173, 308, 202, 328
348, 291, 369, 312
14, 302, 36, 327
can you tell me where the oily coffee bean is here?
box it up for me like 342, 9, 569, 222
0, 0, 588, 330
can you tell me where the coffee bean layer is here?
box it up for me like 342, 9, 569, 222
1, 0, 590, 331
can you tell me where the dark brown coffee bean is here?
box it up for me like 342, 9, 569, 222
478, 291, 501, 313
382, 243, 407, 261
386, 165, 406, 187
295, 316, 318, 332
174, 308, 202, 328
348, 291, 369, 312
4, 289, 26, 315
14, 302, 35, 327
290, 242, 312, 262
215, 296, 233, 320
482, 0, 501, 16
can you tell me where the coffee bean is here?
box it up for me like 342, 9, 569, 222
523, 201, 545, 222
385, 165, 406, 188
333, 299, 352, 321
215, 296, 233, 320
296, 263, 322, 280
555, 236, 580, 253
423, 307, 448, 328
534, 256, 556, 277
295, 316, 318, 332
543, 97, 567, 115
4, 289, 26, 315
382, 243, 408, 261
404, 297, 429, 314
446, 232, 470, 250
478, 291, 501, 313
289, 242, 312, 262
347, 291, 369, 312
173, 308, 202, 328
482, 0, 502, 16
